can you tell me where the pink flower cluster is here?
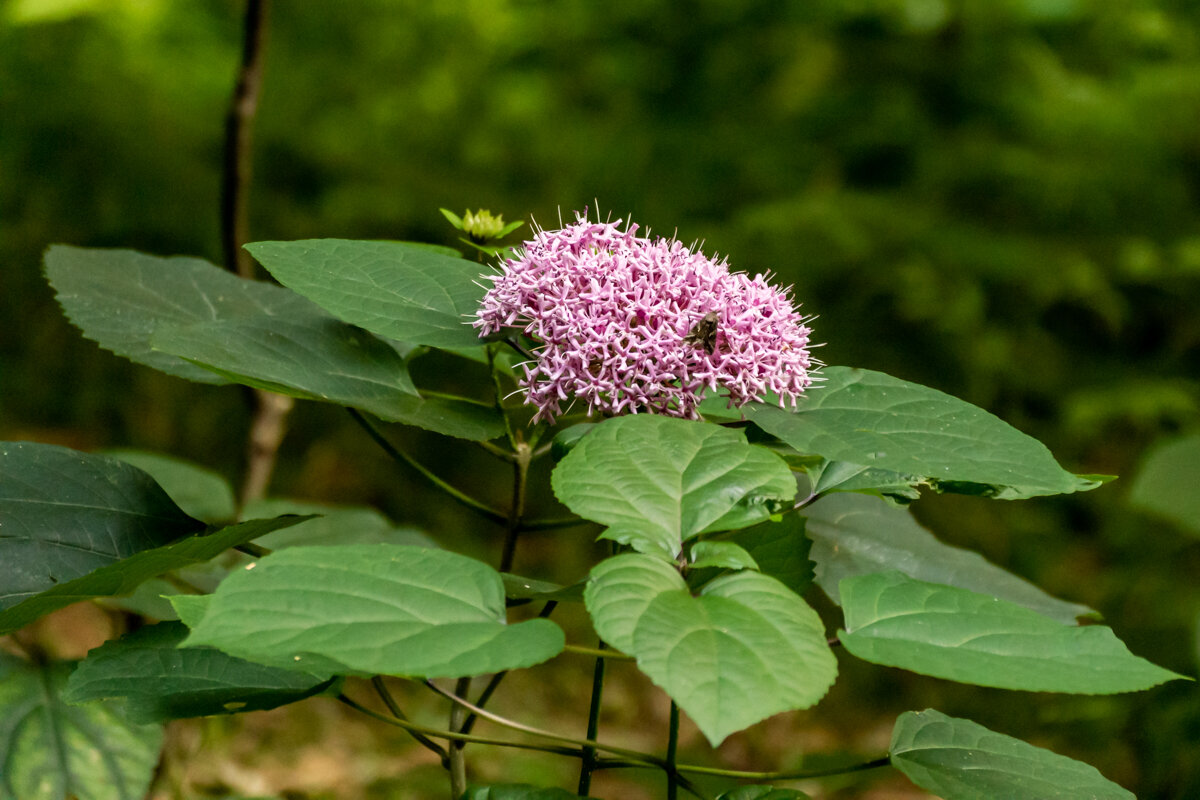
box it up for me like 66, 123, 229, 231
474, 212, 815, 424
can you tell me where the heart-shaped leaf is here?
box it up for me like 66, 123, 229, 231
745, 367, 1103, 499
890, 709, 1134, 799
63, 621, 333, 723
44, 245, 315, 383
177, 544, 564, 678
586, 553, 836, 745
839, 572, 1185, 693
0, 653, 163, 800
244, 239, 489, 348
804, 493, 1093, 625
552, 416, 796, 558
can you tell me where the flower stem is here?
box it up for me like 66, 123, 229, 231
576, 640, 608, 796
448, 676, 472, 798
666, 700, 680, 800
347, 408, 507, 525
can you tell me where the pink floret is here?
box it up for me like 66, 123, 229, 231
474, 211, 815, 424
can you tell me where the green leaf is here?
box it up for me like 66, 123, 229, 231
1129, 432, 1200, 537
178, 544, 565, 678
104, 449, 236, 525
464, 786, 592, 800
63, 621, 332, 723
721, 515, 814, 595
1, 441, 204, 617
44, 245, 314, 383
244, 239, 489, 348
551, 416, 797, 558
241, 499, 438, 549
151, 310, 419, 407
800, 458, 922, 504
501, 574, 583, 603
804, 493, 1094, 625
744, 367, 1101, 499
0, 515, 310, 636
890, 709, 1135, 799
715, 788, 812, 800
586, 553, 836, 746
839, 571, 1186, 693
0, 653, 163, 800
689, 541, 759, 571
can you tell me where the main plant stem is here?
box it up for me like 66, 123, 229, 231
448, 676, 472, 798
666, 701, 681, 800
576, 641, 608, 795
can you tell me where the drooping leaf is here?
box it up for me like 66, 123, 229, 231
63, 622, 333, 723
804, 493, 1093, 624
689, 541, 759, 571
838, 572, 1185, 693
0, 442, 204, 620
551, 416, 797, 558
241, 499, 438, 549
44, 245, 314, 382
0, 653, 163, 800
720, 515, 814, 595
177, 545, 564, 678
501, 574, 584, 603
0, 514, 309, 636
586, 553, 836, 746
745, 367, 1103, 499
464, 786, 593, 800
1129, 432, 1200, 538
244, 239, 489, 348
104, 449, 237, 525
890, 709, 1135, 799
715, 788, 812, 800
798, 458, 922, 504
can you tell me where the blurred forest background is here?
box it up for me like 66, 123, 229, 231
3, 0, 1200, 798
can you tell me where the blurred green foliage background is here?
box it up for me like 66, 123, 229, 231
3, 0, 1200, 797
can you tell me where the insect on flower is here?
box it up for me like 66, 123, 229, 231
682, 311, 720, 355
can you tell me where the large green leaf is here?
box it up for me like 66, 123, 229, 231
0, 515, 309, 636
744, 367, 1102, 499
0, 441, 204, 616
551, 416, 797, 558
244, 239, 489, 348
0, 653, 163, 800
63, 621, 333, 723
839, 572, 1185, 693
1129, 432, 1200, 537
890, 709, 1134, 799
586, 553, 836, 746
104, 449, 237, 525
177, 544, 564, 678
44, 245, 314, 383
804, 493, 1093, 624
151, 310, 417, 402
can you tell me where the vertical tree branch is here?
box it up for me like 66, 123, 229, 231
219, 0, 292, 508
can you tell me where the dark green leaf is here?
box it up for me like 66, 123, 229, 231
804, 493, 1094, 625
586, 553, 836, 746
244, 239, 489, 348
178, 545, 565, 678
839, 572, 1186, 693
63, 621, 332, 723
0, 515, 310, 635
715, 788, 812, 800
0, 653, 163, 800
745, 367, 1101, 499
551, 416, 796, 558
104, 449, 236, 525
1, 441, 204, 618
890, 709, 1135, 799
1129, 432, 1200, 537
241, 499, 438, 549
721, 515, 814, 595
44, 245, 314, 383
